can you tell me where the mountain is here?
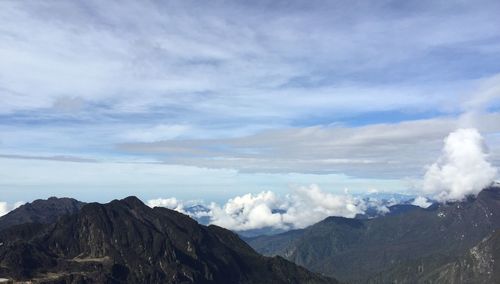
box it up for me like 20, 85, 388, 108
424, 229, 500, 283
246, 186, 500, 283
0, 196, 337, 284
0, 197, 85, 231
354, 202, 422, 220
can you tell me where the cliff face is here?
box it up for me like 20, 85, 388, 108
0, 196, 336, 284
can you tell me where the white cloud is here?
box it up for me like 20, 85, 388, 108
423, 128, 497, 202
278, 184, 365, 229
122, 113, 500, 178
150, 184, 366, 231
412, 196, 432, 208
208, 191, 284, 231
147, 197, 185, 213
0, 201, 25, 217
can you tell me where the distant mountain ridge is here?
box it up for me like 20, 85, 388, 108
0, 196, 337, 284
246, 186, 500, 283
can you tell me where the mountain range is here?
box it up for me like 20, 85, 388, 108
0, 196, 336, 284
246, 185, 500, 283
2, 186, 500, 283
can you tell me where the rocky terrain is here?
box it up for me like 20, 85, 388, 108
0, 196, 336, 284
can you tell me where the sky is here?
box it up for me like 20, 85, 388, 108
1, 0, 500, 213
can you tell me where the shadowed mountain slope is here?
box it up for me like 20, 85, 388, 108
0, 196, 336, 284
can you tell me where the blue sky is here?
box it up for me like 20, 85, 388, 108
1, 0, 500, 204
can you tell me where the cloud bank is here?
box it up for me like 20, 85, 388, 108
147, 197, 185, 213
148, 184, 370, 231
423, 128, 498, 201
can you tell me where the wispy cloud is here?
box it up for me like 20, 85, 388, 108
120, 114, 500, 178
2, 0, 500, 118
1, 1, 500, 200
0, 154, 97, 163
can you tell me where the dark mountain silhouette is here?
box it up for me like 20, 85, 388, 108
0, 197, 85, 231
0, 196, 336, 284
247, 186, 500, 283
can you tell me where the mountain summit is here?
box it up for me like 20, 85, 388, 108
0, 196, 336, 284
0, 197, 85, 231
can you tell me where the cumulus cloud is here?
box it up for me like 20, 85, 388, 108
423, 128, 497, 202
412, 196, 432, 208
207, 191, 283, 231
147, 197, 186, 213
149, 184, 367, 231
277, 184, 365, 229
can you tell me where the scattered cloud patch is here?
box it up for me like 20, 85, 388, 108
208, 191, 285, 231
412, 196, 432, 208
423, 128, 498, 202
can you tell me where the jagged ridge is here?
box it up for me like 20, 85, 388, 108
0, 196, 336, 284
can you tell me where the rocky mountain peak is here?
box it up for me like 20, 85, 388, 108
0, 196, 337, 284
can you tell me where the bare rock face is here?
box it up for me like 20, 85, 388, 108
0, 196, 336, 284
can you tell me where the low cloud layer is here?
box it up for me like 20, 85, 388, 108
148, 184, 375, 231
423, 128, 498, 202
